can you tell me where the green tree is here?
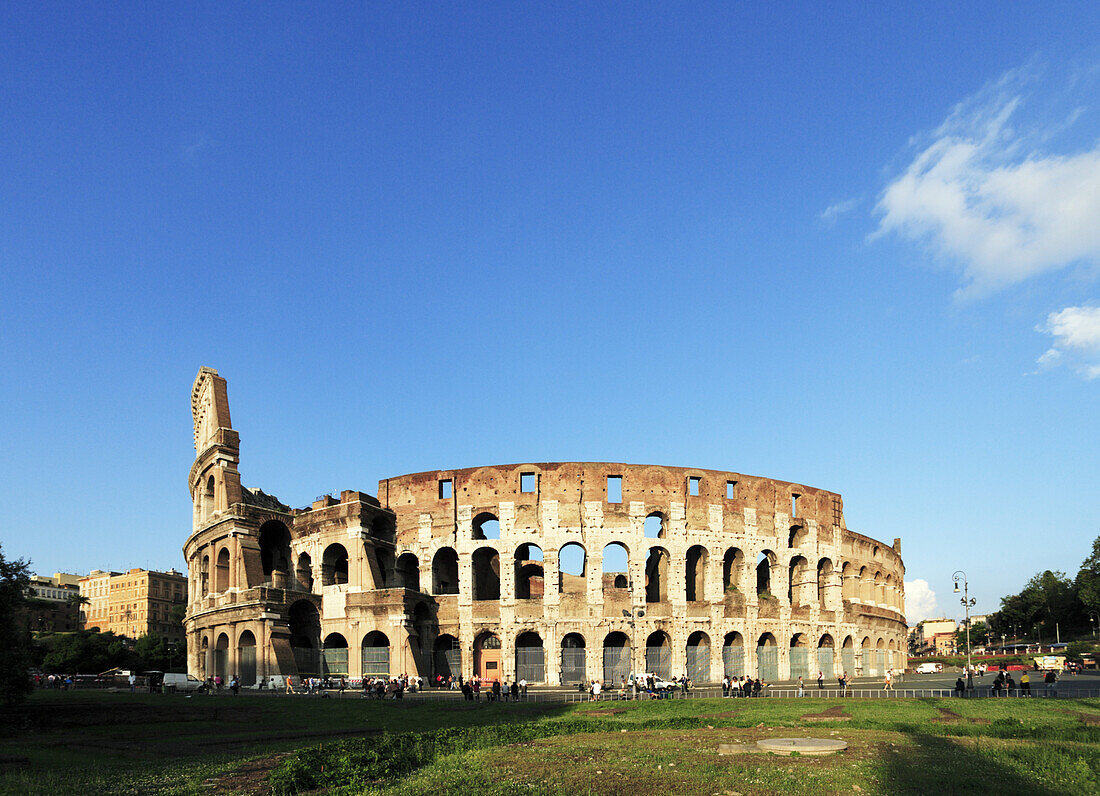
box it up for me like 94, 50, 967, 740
1076, 534, 1100, 615
0, 545, 33, 707
991, 570, 1080, 633
955, 621, 988, 652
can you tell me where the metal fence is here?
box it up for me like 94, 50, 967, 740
239, 646, 256, 686
516, 647, 545, 683
722, 645, 744, 678
293, 647, 319, 677
686, 645, 709, 683
645, 646, 671, 679
756, 646, 778, 681
361, 647, 389, 677
603, 646, 631, 684
842, 649, 855, 677
818, 648, 834, 680
322, 647, 348, 677
433, 648, 460, 679
790, 647, 810, 680
561, 648, 586, 684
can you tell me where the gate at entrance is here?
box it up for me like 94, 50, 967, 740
818, 647, 834, 680
790, 646, 809, 680
842, 648, 855, 678
475, 633, 501, 681
756, 645, 778, 681
561, 634, 586, 685
602, 632, 631, 684
515, 632, 545, 683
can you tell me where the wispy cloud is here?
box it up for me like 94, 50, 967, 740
819, 197, 859, 226
874, 61, 1100, 299
1036, 305, 1100, 378
904, 579, 937, 624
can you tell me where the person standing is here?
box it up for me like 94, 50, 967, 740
817, 671, 824, 690
128, 673, 136, 693
1020, 670, 1030, 696
519, 677, 528, 698
883, 669, 893, 691
797, 676, 804, 697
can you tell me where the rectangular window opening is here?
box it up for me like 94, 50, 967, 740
688, 476, 700, 496
520, 472, 536, 493
792, 493, 800, 517
438, 479, 453, 500
607, 475, 622, 503
726, 480, 737, 499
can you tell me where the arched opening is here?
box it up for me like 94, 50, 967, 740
515, 631, 545, 682
817, 558, 833, 609
840, 561, 853, 599
788, 555, 810, 606
472, 512, 500, 541
258, 521, 291, 587
818, 634, 835, 680
371, 546, 393, 589
199, 636, 209, 678
790, 633, 810, 680
432, 634, 460, 680
686, 631, 710, 682
560, 633, 586, 685
841, 635, 855, 678
722, 547, 743, 594
288, 599, 321, 676
885, 574, 894, 609
474, 632, 501, 681
432, 547, 459, 595
514, 544, 544, 600
213, 633, 229, 681
643, 512, 665, 539
296, 552, 313, 592
756, 551, 774, 597
874, 571, 884, 605
411, 602, 435, 674
200, 554, 210, 595
685, 545, 708, 602
861, 635, 876, 676
645, 547, 669, 603
361, 631, 390, 677
322, 544, 349, 586
237, 630, 257, 686
204, 475, 215, 520
558, 542, 586, 594
858, 566, 871, 602
395, 553, 420, 591
602, 542, 629, 596
756, 633, 778, 681
788, 524, 808, 549
645, 630, 671, 678
472, 547, 501, 600
215, 548, 230, 592
371, 514, 395, 542
322, 633, 349, 676
602, 631, 631, 685
722, 631, 745, 677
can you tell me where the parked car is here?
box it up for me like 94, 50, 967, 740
915, 662, 943, 674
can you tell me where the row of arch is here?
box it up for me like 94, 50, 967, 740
198, 620, 902, 685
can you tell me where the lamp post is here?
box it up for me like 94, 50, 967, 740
953, 571, 975, 692
1089, 612, 1098, 641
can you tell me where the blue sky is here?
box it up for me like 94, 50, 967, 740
3, 3, 1099, 625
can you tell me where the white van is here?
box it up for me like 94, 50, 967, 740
915, 662, 942, 674
163, 673, 205, 693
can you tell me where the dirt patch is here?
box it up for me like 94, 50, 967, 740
1058, 709, 1100, 726
931, 707, 990, 725
800, 705, 852, 722
202, 753, 290, 795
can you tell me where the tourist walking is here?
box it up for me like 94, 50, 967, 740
285, 675, 295, 694
817, 671, 824, 690
797, 676, 804, 697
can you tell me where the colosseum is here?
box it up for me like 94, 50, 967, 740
185, 367, 907, 687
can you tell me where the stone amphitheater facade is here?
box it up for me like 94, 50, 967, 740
184, 368, 907, 686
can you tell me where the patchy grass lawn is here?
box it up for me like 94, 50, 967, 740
1, 692, 1098, 795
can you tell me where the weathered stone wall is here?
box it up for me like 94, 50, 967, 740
183, 369, 907, 686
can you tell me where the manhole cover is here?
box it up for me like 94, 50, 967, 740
756, 737, 847, 756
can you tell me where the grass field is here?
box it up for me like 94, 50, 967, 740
1, 692, 1098, 795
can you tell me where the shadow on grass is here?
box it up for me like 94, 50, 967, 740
882, 731, 1061, 795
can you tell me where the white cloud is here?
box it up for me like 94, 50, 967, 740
875, 63, 1100, 298
1036, 305, 1100, 378
904, 579, 938, 624
820, 198, 859, 226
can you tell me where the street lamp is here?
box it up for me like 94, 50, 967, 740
1089, 612, 1098, 641
953, 571, 975, 692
